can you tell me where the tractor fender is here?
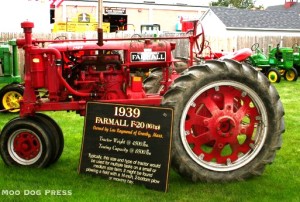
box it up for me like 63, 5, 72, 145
220, 48, 252, 62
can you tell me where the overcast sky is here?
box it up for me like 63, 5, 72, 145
254, 0, 285, 8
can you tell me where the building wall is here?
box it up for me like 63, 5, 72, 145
55, 1, 206, 33
125, 7, 150, 32
200, 11, 227, 37
151, 9, 200, 32
0, 1, 207, 33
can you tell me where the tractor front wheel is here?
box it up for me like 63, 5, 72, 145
31, 113, 64, 164
0, 117, 53, 167
162, 59, 284, 182
267, 68, 281, 83
284, 68, 298, 81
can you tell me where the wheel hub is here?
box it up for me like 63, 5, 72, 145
13, 133, 41, 160
216, 116, 236, 137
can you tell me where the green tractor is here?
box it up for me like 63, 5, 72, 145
292, 43, 300, 74
247, 43, 298, 83
0, 39, 24, 113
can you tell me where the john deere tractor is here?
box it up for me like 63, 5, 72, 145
247, 43, 298, 83
292, 43, 300, 74
0, 39, 24, 113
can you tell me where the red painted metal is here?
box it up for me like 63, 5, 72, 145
220, 48, 252, 61
17, 19, 251, 118
18, 20, 198, 117
50, 0, 64, 8
185, 86, 258, 164
13, 132, 41, 160
285, 0, 297, 9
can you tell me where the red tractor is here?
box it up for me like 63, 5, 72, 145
0, 20, 284, 182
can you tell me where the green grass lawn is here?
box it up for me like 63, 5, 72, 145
0, 80, 299, 202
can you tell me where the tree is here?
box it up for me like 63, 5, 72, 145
212, 0, 255, 9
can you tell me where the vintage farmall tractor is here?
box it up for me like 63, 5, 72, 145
0, 39, 24, 113
0, 18, 284, 183
247, 42, 298, 83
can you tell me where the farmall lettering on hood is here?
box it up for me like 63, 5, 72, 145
131, 49, 166, 62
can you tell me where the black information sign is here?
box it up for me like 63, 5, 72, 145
78, 102, 173, 192
104, 7, 126, 14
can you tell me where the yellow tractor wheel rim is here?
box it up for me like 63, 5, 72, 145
2, 91, 22, 112
268, 71, 278, 83
286, 70, 296, 81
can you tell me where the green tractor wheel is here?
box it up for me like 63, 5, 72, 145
267, 68, 281, 83
284, 68, 298, 81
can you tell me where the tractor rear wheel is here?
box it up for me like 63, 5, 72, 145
0, 83, 24, 113
267, 68, 281, 83
0, 117, 53, 167
143, 68, 164, 93
143, 63, 187, 94
162, 59, 284, 182
284, 68, 298, 81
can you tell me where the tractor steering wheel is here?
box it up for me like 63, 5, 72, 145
131, 34, 143, 42
54, 36, 68, 40
251, 43, 260, 51
186, 20, 205, 57
292, 43, 299, 51
203, 40, 210, 49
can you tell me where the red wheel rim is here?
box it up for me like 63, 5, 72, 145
8, 130, 42, 165
181, 82, 267, 171
13, 132, 41, 160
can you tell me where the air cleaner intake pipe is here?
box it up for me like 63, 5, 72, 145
97, 0, 104, 46
20, 21, 34, 46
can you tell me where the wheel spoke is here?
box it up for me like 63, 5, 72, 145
203, 142, 223, 162
3, 91, 22, 111
200, 95, 221, 115
187, 131, 213, 145
185, 106, 207, 129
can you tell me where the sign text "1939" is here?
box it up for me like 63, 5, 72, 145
114, 106, 141, 118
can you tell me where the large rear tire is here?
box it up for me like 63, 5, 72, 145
143, 66, 182, 94
143, 68, 164, 93
162, 59, 284, 182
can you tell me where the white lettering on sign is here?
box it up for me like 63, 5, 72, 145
131, 52, 166, 62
